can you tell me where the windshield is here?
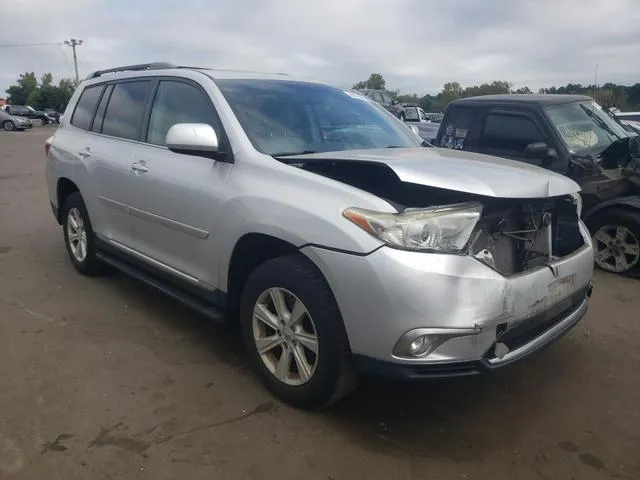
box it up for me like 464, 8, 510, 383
216, 79, 421, 156
544, 101, 629, 155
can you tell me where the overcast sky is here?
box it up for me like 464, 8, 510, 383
2, 0, 639, 96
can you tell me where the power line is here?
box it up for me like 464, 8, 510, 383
0, 42, 63, 48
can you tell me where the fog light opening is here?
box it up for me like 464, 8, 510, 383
409, 335, 431, 356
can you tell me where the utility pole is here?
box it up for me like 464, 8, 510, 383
64, 38, 83, 85
593, 63, 599, 101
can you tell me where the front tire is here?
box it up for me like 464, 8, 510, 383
3, 120, 15, 131
62, 192, 104, 276
240, 254, 357, 409
588, 208, 640, 275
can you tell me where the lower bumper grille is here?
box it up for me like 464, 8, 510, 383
488, 286, 589, 357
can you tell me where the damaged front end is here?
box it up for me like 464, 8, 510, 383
288, 155, 588, 276
468, 194, 586, 276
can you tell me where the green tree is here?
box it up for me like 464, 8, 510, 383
41, 73, 53, 89
513, 86, 532, 94
5, 72, 38, 105
419, 94, 438, 112
5, 72, 75, 111
437, 82, 463, 110
353, 73, 386, 90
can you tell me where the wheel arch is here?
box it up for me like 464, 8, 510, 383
583, 195, 640, 226
56, 177, 81, 224
225, 232, 334, 320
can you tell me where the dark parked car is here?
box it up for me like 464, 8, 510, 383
436, 94, 640, 275
357, 89, 406, 120
44, 109, 61, 123
4, 105, 52, 125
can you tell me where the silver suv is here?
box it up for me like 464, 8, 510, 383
46, 63, 595, 408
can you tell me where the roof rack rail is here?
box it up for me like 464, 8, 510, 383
85, 62, 176, 80
176, 66, 289, 76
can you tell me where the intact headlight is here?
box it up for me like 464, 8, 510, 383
343, 202, 483, 252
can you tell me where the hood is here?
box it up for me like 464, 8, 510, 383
284, 147, 580, 198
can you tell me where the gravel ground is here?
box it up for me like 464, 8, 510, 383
1, 127, 639, 480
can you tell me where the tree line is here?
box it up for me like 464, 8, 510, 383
5, 72, 76, 112
353, 74, 640, 113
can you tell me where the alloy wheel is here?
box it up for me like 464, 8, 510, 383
593, 224, 640, 273
67, 207, 88, 262
252, 287, 319, 386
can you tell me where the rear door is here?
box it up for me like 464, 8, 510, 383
128, 78, 232, 287
88, 79, 153, 247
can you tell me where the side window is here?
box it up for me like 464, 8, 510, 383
71, 86, 103, 130
380, 92, 393, 104
91, 84, 113, 133
102, 81, 152, 141
480, 113, 544, 155
419, 109, 427, 121
439, 107, 474, 150
146, 80, 218, 146
371, 91, 384, 103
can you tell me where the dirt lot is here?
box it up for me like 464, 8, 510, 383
0, 127, 639, 480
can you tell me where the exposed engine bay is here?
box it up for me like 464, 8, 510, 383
291, 158, 585, 276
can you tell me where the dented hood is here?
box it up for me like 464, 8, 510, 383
286, 147, 580, 198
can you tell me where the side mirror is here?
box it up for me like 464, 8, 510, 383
525, 142, 549, 159
166, 123, 219, 157
525, 141, 558, 167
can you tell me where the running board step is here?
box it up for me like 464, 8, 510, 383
96, 252, 227, 323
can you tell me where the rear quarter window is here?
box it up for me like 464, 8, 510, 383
439, 107, 474, 149
70, 85, 103, 130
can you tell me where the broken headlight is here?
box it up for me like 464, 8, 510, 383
343, 202, 483, 252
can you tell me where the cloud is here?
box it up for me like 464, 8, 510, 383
1, 0, 638, 96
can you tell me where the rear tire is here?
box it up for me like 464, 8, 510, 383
588, 208, 640, 275
62, 192, 105, 276
240, 254, 357, 409
3, 120, 14, 131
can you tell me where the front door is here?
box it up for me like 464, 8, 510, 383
128, 78, 232, 288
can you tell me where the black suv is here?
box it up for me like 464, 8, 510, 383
436, 94, 640, 276
357, 89, 406, 120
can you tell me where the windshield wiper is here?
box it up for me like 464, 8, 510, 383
272, 150, 318, 157
580, 105, 622, 140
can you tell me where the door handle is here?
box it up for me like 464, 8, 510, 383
78, 147, 91, 158
131, 162, 148, 173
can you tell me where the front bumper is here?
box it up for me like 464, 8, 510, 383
301, 222, 594, 376
352, 287, 590, 379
